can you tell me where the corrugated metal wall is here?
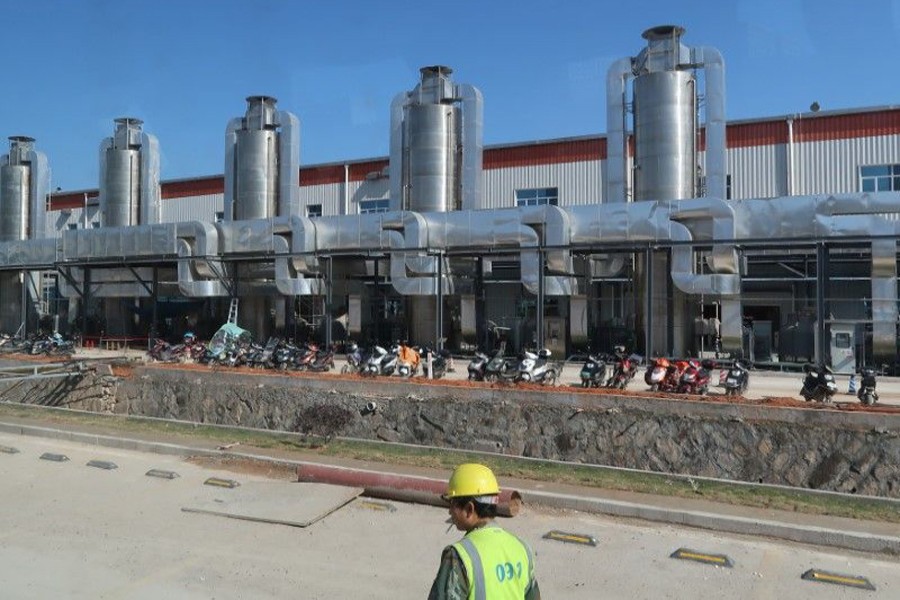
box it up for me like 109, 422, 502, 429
727, 144, 786, 199
482, 160, 603, 208
793, 134, 900, 195
160, 193, 222, 223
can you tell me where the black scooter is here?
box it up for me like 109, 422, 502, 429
722, 359, 750, 396
579, 354, 608, 388
857, 366, 878, 405
800, 363, 837, 403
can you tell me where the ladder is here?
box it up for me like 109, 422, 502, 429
227, 297, 239, 325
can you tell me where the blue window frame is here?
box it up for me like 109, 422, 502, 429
515, 187, 558, 207
860, 164, 900, 192
359, 198, 390, 214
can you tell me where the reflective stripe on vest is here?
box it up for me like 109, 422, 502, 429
453, 526, 532, 600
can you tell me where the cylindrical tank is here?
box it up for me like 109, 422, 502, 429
633, 70, 696, 200
404, 66, 462, 213
234, 96, 280, 220
235, 128, 278, 220
0, 165, 29, 241
0, 136, 35, 242
104, 118, 143, 227
407, 102, 460, 213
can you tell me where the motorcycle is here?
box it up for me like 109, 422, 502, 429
515, 349, 558, 386
607, 348, 639, 390
800, 363, 837, 403
722, 359, 750, 396
677, 359, 714, 395
857, 366, 878, 406
579, 353, 609, 388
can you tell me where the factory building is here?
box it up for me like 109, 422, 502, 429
5, 25, 900, 373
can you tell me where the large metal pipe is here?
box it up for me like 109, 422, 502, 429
295, 463, 522, 517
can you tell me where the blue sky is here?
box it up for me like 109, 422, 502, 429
2, 0, 899, 191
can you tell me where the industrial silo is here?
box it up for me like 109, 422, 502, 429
0, 136, 50, 333
390, 66, 483, 212
605, 25, 737, 357
99, 117, 161, 227
224, 96, 300, 222
388, 66, 483, 347
223, 96, 301, 337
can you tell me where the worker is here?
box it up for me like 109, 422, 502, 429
428, 463, 540, 600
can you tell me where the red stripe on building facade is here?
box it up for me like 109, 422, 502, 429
47, 108, 900, 210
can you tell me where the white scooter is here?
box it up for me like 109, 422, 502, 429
515, 349, 558, 386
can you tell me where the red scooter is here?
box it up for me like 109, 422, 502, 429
677, 359, 714, 395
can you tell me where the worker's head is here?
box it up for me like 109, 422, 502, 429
443, 463, 500, 530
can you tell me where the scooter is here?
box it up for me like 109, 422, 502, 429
422, 347, 452, 379
800, 363, 837, 403
644, 357, 670, 391
722, 359, 750, 396
579, 353, 609, 388
396, 344, 421, 378
467, 351, 491, 381
362, 344, 398, 377
515, 349, 558, 386
677, 359, 714, 395
607, 349, 639, 390
341, 342, 365, 374
857, 366, 878, 405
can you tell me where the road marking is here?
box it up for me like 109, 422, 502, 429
0, 444, 19, 454
670, 548, 734, 567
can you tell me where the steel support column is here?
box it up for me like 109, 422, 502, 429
816, 242, 828, 364
536, 249, 545, 350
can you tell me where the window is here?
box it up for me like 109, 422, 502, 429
515, 187, 558, 207
307, 204, 322, 218
860, 165, 900, 192
214, 211, 225, 223
91, 221, 101, 229
359, 198, 390, 214
726, 174, 732, 200
67, 223, 78, 230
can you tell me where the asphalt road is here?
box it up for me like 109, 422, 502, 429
1, 432, 897, 599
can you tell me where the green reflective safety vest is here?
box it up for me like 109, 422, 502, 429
452, 525, 534, 600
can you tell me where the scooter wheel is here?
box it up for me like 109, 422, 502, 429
581, 380, 590, 388
699, 385, 708, 396
861, 393, 873, 406
649, 384, 658, 392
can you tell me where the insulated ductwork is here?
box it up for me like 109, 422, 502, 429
606, 26, 726, 203
224, 96, 300, 221
98, 118, 161, 227
735, 192, 900, 361
176, 221, 228, 297
0, 136, 49, 241
390, 66, 483, 212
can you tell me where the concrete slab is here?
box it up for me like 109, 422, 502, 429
181, 481, 362, 527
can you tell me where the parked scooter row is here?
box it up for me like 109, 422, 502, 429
644, 357, 719, 395
467, 347, 561, 386
579, 347, 640, 389
341, 342, 450, 379
0, 332, 76, 357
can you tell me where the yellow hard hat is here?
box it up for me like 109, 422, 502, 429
445, 463, 500, 499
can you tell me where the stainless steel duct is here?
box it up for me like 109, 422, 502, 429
390, 66, 483, 212
98, 118, 161, 227
224, 96, 300, 221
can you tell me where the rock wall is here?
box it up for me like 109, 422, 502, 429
6, 364, 900, 498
